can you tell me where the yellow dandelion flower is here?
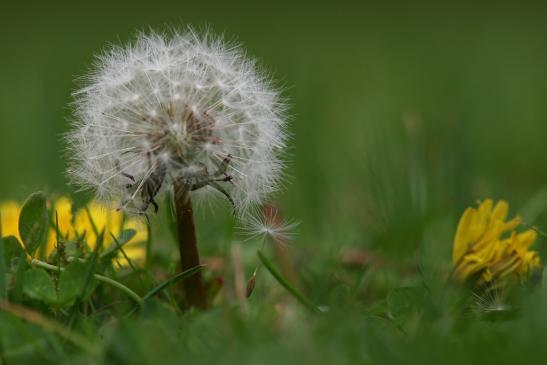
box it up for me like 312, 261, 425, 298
73, 201, 147, 264
0, 197, 147, 266
453, 199, 540, 285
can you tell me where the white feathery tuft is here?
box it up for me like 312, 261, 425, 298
66, 28, 288, 216
239, 210, 299, 244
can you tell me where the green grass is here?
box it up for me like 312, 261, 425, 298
2, 1, 547, 364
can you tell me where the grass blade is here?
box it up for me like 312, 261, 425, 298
109, 233, 138, 273
0, 299, 98, 354
0, 220, 6, 299
142, 265, 204, 301
122, 265, 204, 318
101, 230, 136, 259
257, 250, 321, 313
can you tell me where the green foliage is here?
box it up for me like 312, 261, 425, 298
1, 236, 26, 300
2, 236, 24, 267
57, 261, 94, 306
22, 263, 92, 307
0, 191, 546, 364
387, 286, 426, 325
23, 268, 57, 304
18, 192, 49, 256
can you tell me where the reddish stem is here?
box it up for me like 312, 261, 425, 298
174, 183, 208, 309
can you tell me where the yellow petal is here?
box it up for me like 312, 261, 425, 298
502, 217, 521, 233
489, 253, 520, 279
454, 253, 489, 281
476, 199, 494, 226
515, 230, 537, 250
478, 199, 494, 216
0, 201, 22, 242
467, 200, 493, 244
473, 239, 499, 263
491, 200, 509, 223
453, 207, 476, 263
455, 262, 481, 282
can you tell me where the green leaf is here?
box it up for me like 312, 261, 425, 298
58, 261, 94, 306
23, 268, 57, 304
257, 250, 321, 313
1, 236, 24, 299
387, 286, 426, 324
11, 252, 29, 303
18, 192, 49, 256
2, 236, 25, 267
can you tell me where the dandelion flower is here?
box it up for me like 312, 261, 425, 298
452, 199, 540, 286
66, 28, 290, 308
66, 29, 287, 216
0, 197, 147, 267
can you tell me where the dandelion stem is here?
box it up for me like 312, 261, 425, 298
173, 182, 208, 309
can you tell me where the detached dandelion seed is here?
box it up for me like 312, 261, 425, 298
66, 28, 289, 308
472, 286, 509, 314
240, 210, 299, 245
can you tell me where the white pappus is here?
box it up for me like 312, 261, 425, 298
239, 207, 300, 245
66, 28, 288, 216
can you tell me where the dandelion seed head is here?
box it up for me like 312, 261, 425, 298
66, 28, 288, 215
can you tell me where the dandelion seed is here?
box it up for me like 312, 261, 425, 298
66, 28, 288, 216
240, 209, 299, 245
472, 286, 509, 314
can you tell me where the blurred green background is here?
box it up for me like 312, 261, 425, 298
2, 0, 547, 255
